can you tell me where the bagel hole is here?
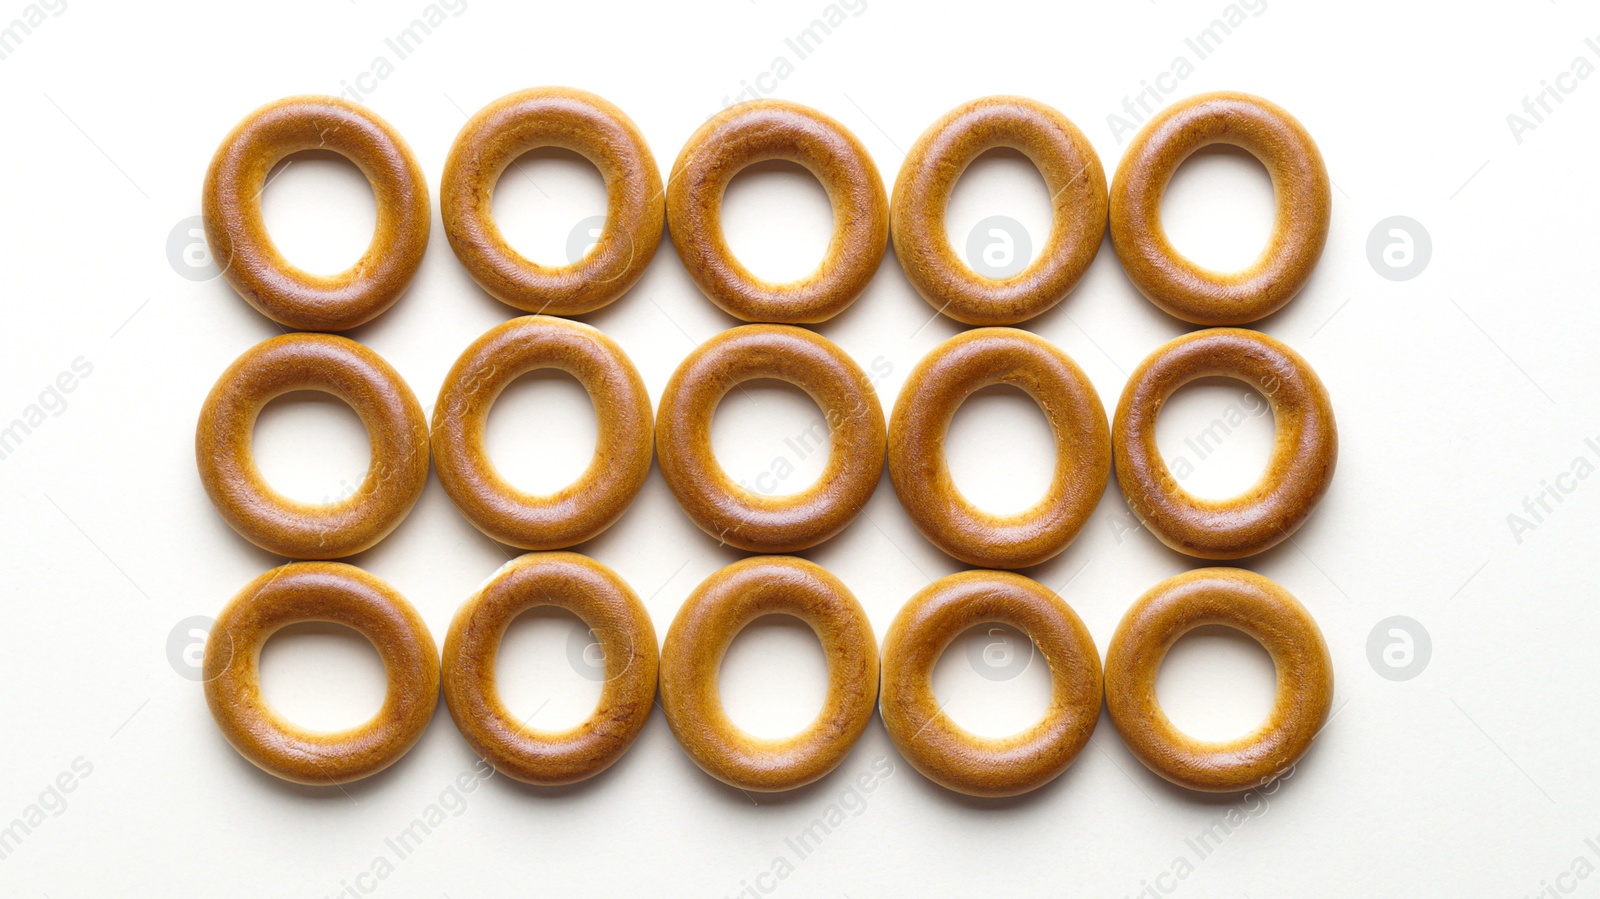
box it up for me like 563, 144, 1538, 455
261, 150, 378, 276
484, 370, 599, 496
494, 607, 606, 732
1154, 377, 1276, 501
944, 147, 1051, 279
718, 615, 830, 740
931, 623, 1053, 738
945, 385, 1055, 516
251, 390, 371, 505
1160, 145, 1276, 273
711, 379, 831, 498
258, 623, 388, 732
720, 160, 834, 284
492, 147, 610, 267
1156, 625, 1277, 742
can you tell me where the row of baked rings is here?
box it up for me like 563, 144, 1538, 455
202, 88, 1328, 331
204, 555, 1332, 796
196, 319, 1336, 564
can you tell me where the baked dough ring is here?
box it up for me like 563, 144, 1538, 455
1104, 567, 1333, 792
441, 87, 665, 315
1109, 91, 1330, 325
431, 316, 653, 549
888, 328, 1110, 569
659, 557, 878, 792
891, 96, 1107, 325
656, 325, 885, 552
667, 100, 888, 323
202, 95, 430, 331
203, 562, 440, 785
880, 571, 1101, 798
441, 553, 659, 785
1113, 328, 1336, 559
196, 333, 430, 560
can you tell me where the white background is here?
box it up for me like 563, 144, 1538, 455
2, 0, 1597, 896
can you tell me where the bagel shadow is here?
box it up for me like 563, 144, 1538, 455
884, 641, 1099, 813
805, 237, 900, 340
1108, 484, 1338, 580
1011, 479, 1116, 595
469, 728, 651, 801
196, 473, 436, 576
211, 697, 444, 803
1103, 693, 1338, 809
659, 711, 888, 810
896, 728, 1092, 812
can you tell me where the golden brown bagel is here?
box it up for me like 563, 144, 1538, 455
656, 325, 885, 552
196, 333, 430, 560
658, 557, 878, 792
441, 553, 659, 785
880, 571, 1102, 798
1109, 92, 1330, 325
1112, 328, 1336, 559
1104, 568, 1333, 792
431, 316, 653, 550
202, 95, 430, 331
888, 328, 1110, 569
891, 96, 1107, 325
667, 100, 888, 323
203, 562, 440, 785
441, 87, 665, 315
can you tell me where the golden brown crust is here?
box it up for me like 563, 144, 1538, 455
202, 95, 431, 331
667, 100, 888, 323
441, 553, 659, 785
880, 571, 1101, 798
431, 316, 653, 550
656, 325, 885, 552
203, 562, 440, 785
195, 334, 430, 560
1112, 328, 1337, 559
891, 96, 1107, 325
1108, 92, 1330, 325
1104, 568, 1333, 792
888, 328, 1110, 569
441, 87, 665, 315
658, 557, 878, 792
